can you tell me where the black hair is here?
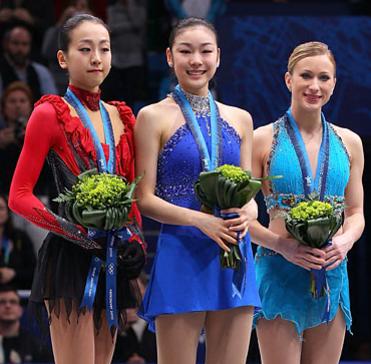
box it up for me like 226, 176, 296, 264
169, 17, 218, 49
58, 13, 110, 52
3, 23, 33, 42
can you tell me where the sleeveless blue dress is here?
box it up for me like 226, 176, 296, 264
139, 108, 261, 331
254, 114, 352, 335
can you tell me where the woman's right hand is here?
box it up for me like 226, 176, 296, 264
194, 213, 238, 252
276, 237, 326, 270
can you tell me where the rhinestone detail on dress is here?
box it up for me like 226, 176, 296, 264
182, 89, 210, 116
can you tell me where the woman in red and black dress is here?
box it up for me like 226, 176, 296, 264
8, 14, 145, 364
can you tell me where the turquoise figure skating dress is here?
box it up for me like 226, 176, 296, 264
254, 112, 352, 335
139, 91, 261, 331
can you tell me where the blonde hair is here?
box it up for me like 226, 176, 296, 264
288, 41, 336, 75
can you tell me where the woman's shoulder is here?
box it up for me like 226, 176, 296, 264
253, 123, 274, 151
35, 94, 64, 110
33, 94, 69, 124
331, 124, 361, 144
136, 98, 179, 130
216, 102, 252, 125
139, 97, 178, 117
330, 124, 363, 159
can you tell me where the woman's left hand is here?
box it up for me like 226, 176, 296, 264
220, 203, 257, 239
323, 235, 353, 271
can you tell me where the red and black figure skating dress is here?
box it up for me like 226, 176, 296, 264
9, 91, 144, 330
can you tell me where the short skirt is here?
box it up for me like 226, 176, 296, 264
139, 224, 261, 331
30, 233, 139, 331
253, 246, 352, 335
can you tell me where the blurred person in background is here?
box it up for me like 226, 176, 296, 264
0, 82, 53, 253
0, 24, 57, 100
0, 285, 52, 363
165, 0, 227, 23
102, 0, 147, 111
0, 194, 35, 290
0, 81, 32, 194
0, 0, 55, 38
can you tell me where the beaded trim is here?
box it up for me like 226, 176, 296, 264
265, 193, 345, 215
182, 89, 210, 115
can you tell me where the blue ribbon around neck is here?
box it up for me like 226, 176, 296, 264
65, 88, 116, 174
285, 108, 331, 321
172, 84, 220, 171
285, 108, 330, 200
65, 87, 121, 331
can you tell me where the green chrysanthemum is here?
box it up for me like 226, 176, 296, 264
54, 169, 140, 230
73, 173, 127, 209
289, 200, 333, 221
216, 164, 250, 183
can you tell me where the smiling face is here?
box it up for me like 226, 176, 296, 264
167, 25, 220, 96
57, 21, 111, 92
285, 54, 336, 112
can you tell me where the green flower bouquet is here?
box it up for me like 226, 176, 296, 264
285, 194, 343, 297
195, 164, 276, 269
54, 169, 140, 231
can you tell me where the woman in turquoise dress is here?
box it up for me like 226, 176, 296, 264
251, 41, 364, 363
135, 18, 260, 364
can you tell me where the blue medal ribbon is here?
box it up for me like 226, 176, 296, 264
285, 108, 331, 321
219, 212, 247, 298
80, 256, 102, 310
106, 232, 118, 330
172, 85, 220, 171
64, 88, 116, 173
285, 108, 330, 198
65, 87, 121, 331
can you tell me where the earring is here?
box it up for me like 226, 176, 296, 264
168, 62, 173, 68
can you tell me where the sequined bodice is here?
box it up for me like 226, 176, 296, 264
265, 116, 350, 213
155, 114, 241, 209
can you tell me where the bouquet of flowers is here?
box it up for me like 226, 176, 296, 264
54, 169, 140, 231
195, 164, 271, 269
285, 194, 343, 297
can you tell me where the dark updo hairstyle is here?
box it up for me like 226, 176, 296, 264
169, 17, 218, 49
58, 13, 110, 52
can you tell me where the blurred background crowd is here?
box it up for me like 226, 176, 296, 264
0, 0, 370, 363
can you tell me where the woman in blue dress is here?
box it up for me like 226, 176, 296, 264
251, 41, 364, 363
135, 18, 261, 364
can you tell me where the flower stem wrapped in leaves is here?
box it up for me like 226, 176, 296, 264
54, 169, 141, 231
195, 164, 279, 269
285, 193, 343, 297
285, 195, 342, 249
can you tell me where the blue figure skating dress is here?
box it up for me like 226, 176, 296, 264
254, 113, 352, 335
139, 94, 261, 331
